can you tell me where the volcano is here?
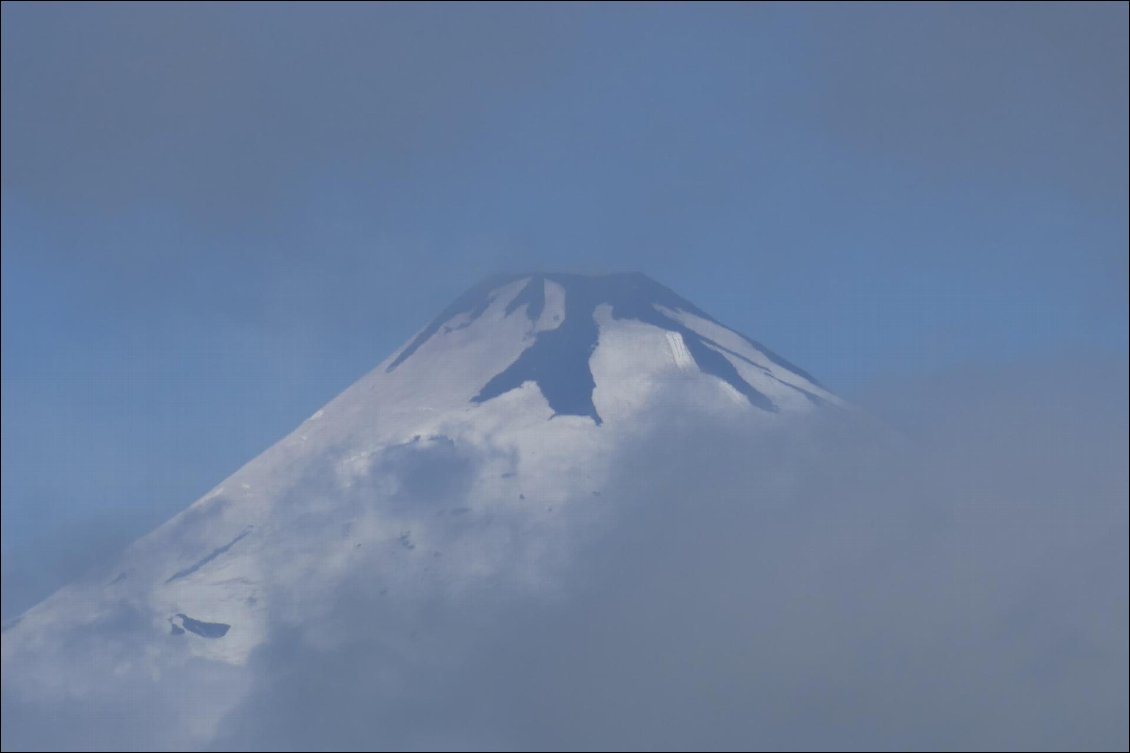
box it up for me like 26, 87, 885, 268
1, 272, 841, 746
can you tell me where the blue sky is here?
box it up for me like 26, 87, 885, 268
2, 2, 1127, 616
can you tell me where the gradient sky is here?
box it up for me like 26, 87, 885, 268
2, 2, 1127, 617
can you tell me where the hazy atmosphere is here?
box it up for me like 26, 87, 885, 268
2, 3, 1127, 751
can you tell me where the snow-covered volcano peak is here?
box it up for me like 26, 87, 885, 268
376, 272, 834, 427
2, 272, 840, 679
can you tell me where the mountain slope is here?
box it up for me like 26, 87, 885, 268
1, 272, 839, 734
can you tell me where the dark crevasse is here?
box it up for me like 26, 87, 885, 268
171, 614, 231, 639
504, 275, 546, 321
164, 527, 253, 584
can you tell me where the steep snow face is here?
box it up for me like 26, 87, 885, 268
1, 273, 839, 689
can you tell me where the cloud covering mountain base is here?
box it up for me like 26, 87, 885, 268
3, 358, 1127, 751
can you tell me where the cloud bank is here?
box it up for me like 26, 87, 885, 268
3, 357, 1127, 751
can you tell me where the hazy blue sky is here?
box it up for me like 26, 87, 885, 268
2, 2, 1127, 617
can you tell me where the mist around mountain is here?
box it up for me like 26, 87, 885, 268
1, 276, 1126, 751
